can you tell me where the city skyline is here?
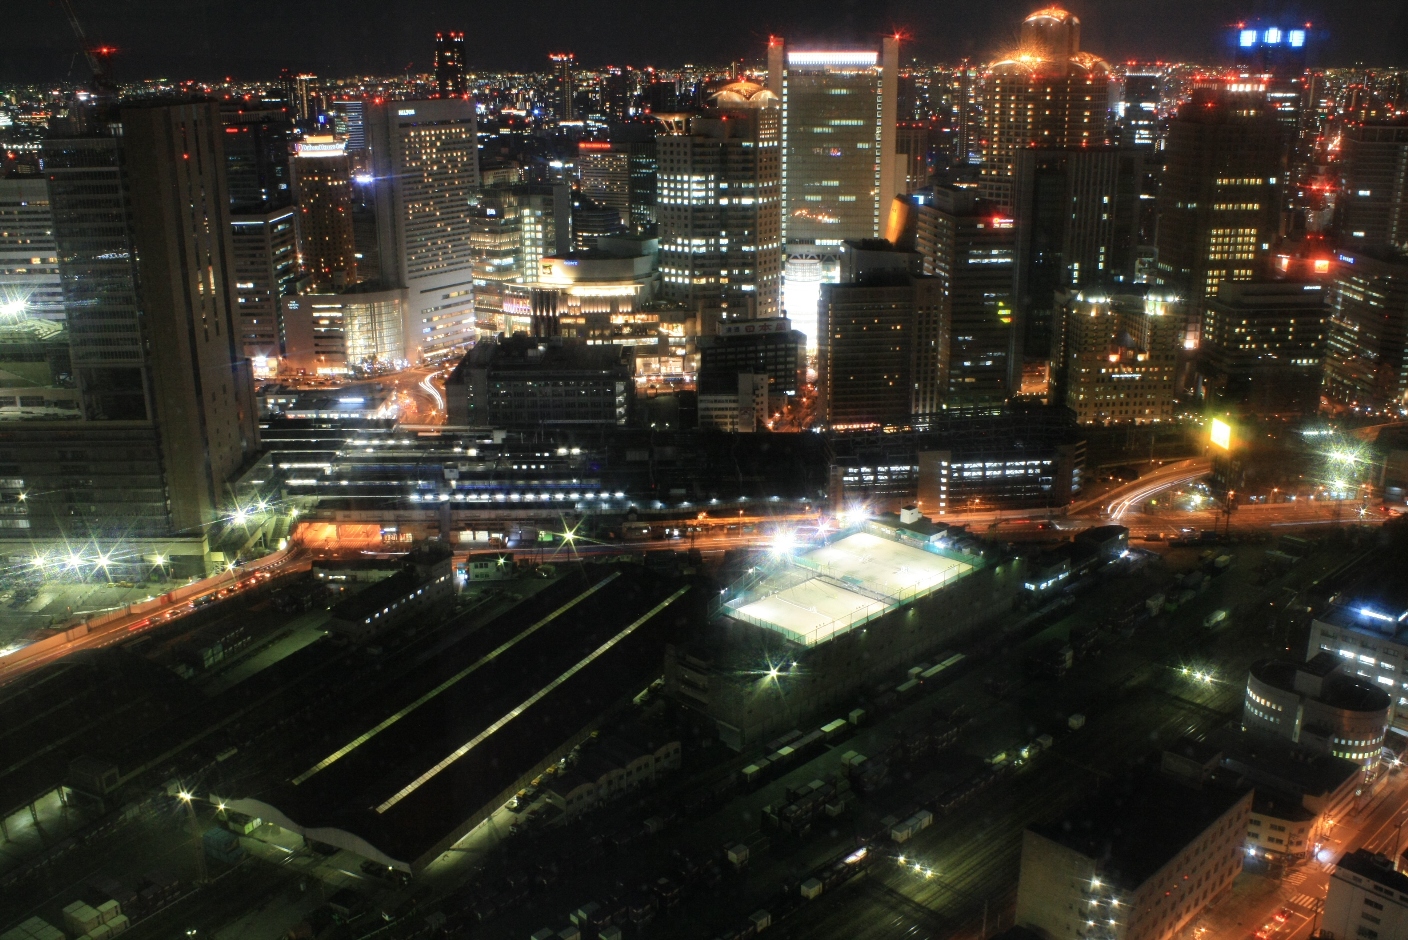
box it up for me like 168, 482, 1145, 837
4, 0, 1408, 84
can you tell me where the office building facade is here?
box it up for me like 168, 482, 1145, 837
1063, 287, 1181, 425
1338, 124, 1408, 254
292, 135, 358, 291
1156, 85, 1285, 346
1321, 850, 1408, 940
818, 272, 943, 428
1013, 147, 1144, 362
1200, 281, 1326, 416
30, 101, 258, 548
444, 336, 631, 427
657, 85, 782, 324
981, 7, 1111, 208
1323, 249, 1408, 413
769, 39, 898, 246
367, 98, 480, 361
1016, 772, 1252, 940
0, 177, 63, 322
916, 186, 1018, 404
230, 208, 299, 364
435, 32, 467, 98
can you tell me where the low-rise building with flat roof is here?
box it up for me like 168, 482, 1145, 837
327, 541, 455, 642
1307, 583, 1408, 736
1244, 653, 1392, 772
444, 336, 633, 428
1321, 849, 1408, 940
1015, 769, 1252, 940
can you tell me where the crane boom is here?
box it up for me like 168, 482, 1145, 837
56, 0, 110, 87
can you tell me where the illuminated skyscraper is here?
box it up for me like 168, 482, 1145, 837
980, 7, 1111, 208
331, 99, 367, 153
367, 98, 480, 361
1324, 249, 1408, 413
221, 103, 300, 363
1156, 84, 1285, 346
435, 31, 467, 98
1012, 146, 1144, 363
0, 176, 63, 322
1062, 286, 1182, 425
1338, 123, 1408, 254
657, 82, 782, 324
578, 143, 631, 226
1118, 72, 1161, 149
915, 186, 1018, 404
1201, 281, 1326, 417
818, 241, 945, 426
291, 135, 357, 290
551, 53, 577, 121
768, 36, 900, 346
30, 101, 258, 550
220, 104, 293, 213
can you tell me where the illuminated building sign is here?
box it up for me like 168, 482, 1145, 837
787, 51, 879, 67
1210, 418, 1232, 450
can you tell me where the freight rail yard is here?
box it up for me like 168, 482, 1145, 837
0, 513, 1399, 940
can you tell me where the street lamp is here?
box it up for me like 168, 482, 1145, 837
178, 790, 209, 885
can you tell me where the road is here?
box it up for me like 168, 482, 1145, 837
1182, 766, 1408, 940
0, 548, 310, 685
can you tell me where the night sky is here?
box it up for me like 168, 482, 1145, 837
3, 0, 1406, 84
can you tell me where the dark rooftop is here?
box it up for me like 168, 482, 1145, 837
1338, 849, 1408, 893
1206, 727, 1361, 799
233, 565, 694, 867
1030, 768, 1249, 890
1250, 658, 1391, 714
466, 336, 631, 375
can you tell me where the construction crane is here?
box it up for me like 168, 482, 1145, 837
56, 0, 115, 94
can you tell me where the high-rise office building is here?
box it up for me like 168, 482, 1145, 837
220, 104, 300, 364
916, 186, 1019, 404
230, 209, 299, 366
1118, 72, 1161, 149
818, 269, 944, 428
291, 135, 358, 290
769, 38, 899, 245
331, 99, 367, 153
578, 129, 658, 236
1013, 147, 1144, 363
220, 104, 293, 214
367, 98, 480, 361
435, 32, 467, 98
518, 183, 572, 282
1338, 123, 1408, 254
1233, 24, 1310, 77
980, 6, 1111, 208
895, 123, 932, 193
1156, 84, 1285, 347
578, 142, 631, 226
768, 37, 899, 347
1323, 249, 1408, 413
0, 176, 63, 322
657, 83, 782, 324
1201, 281, 1326, 417
551, 53, 577, 121
27, 101, 258, 555
1062, 286, 1181, 425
